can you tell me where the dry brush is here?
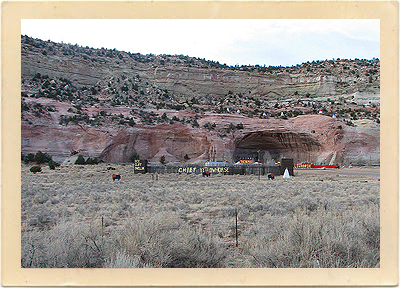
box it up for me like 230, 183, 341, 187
21, 164, 380, 268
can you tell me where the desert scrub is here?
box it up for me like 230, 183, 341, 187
107, 211, 226, 268
22, 219, 106, 268
104, 250, 146, 268
242, 204, 380, 268
21, 164, 379, 268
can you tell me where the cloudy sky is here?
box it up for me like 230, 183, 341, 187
21, 19, 379, 67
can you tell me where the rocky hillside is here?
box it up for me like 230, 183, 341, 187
21, 35, 380, 166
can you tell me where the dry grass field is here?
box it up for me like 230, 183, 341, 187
21, 164, 380, 268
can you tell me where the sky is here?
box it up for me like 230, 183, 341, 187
21, 19, 380, 67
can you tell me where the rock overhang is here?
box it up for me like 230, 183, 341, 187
233, 129, 322, 162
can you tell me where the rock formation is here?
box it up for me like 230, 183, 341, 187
21, 35, 380, 166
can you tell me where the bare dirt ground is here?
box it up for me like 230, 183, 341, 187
295, 167, 380, 177
21, 164, 380, 268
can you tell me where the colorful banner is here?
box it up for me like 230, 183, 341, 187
294, 162, 339, 169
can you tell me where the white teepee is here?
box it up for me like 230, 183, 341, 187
283, 168, 290, 179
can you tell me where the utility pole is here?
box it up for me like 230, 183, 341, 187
258, 150, 261, 180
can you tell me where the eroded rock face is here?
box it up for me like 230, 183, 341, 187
21, 121, 114, 163
233, 130, 322, 163
99, 124, 210, 163
21, 114, 380, 166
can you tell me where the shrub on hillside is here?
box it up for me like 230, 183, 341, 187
48, 158, 60, 170
75, 155, 86, 165
160, 155, 166, 165
33, 151, 52, 164
128, 118, 135, 127
86, 157, 99, 165
236, 123, 244, 129
192, 119, 199, 128
23, 151, 53, 165
24, 153, 35, 164
130, 152, 140, 162
48, 159, 56, 170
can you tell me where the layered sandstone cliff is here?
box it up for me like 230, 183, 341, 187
22, 106, 380, 166
21, 36, 380, 166
21, 36, 380, 102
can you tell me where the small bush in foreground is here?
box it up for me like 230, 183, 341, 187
21, 212, 227, 268
114, 212, 226, 268
22, 220, 105, 268
29, 165, 42, 173
244, 205, 380, 268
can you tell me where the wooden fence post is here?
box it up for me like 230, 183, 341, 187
235, 208, 238, 247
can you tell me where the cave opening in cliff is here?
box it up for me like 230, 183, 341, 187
233, 131, 321, 163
